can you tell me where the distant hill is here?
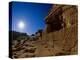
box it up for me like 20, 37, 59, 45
9, 31, 29, 40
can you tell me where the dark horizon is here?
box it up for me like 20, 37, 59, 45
9, 2, 53, 35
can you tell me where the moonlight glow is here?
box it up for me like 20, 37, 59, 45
18, 21, 25, 30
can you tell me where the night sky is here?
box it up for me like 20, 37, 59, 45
10, 2, 53, 35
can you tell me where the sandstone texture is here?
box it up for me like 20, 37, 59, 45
10, 4, 78, 59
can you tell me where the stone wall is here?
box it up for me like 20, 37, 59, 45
41, 4, 78, 55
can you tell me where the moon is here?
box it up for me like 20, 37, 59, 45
18, 21, 25, 30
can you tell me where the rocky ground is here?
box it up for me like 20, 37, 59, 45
11, 26, 77, 59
